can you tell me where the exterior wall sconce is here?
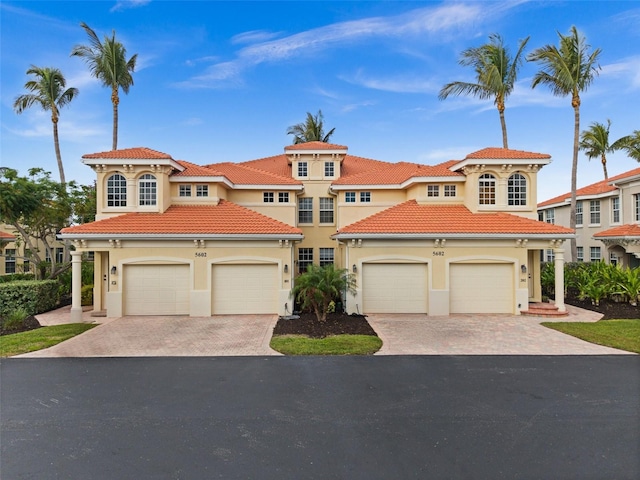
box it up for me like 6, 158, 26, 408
111, 265, 117, 275
352, 264, 357, 273
284, 264, 289, 273
521, 264, 527, 274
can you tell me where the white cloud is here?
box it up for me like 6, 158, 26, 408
341, 70, 439, 94
110, 0, 151, 13
341, 101, 376, 113
231, 30, 282, 45
601, 56, 640, 90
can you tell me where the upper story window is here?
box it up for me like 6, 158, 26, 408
635, 194, 640, 222
612, 197, 620, 223
138, 174, 157, 206
298, 162, 308, 177
196, 185, 208, 197
319, 197, 334, 223
575, 201, 583, 226
589, 200, 600, 224
360, 192, 371, 203
106, 173, 127, 207
279, 192, 289, 203
324, 162, 334, 177
4, 248, 16, 274
298, 197, 313, 224
576, 246, 584, 262
263, 192, 274, 203
444, 185, 456, 197
427, 185, 439, 197
478, 174, 496, 205
590, 246, 601, 262
545, 209, 555, 224
507, 173, 527, 206
319, 248, 334, 267
179, 185, 191, 197
345, 192, 356, 203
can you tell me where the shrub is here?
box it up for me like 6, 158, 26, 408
0, 273, 36, 284
2, 307, 30, 331
81, 285, 94, 306
292, 264, 356, 322
0, 280, 60, 317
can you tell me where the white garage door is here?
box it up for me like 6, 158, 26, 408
449, 263, 513, 314
212, 264, 278, 314
363, 263, 428, 314
124, 264, 190, 315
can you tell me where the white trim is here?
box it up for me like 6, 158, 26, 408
332, 233, 574, 240
59, 233, 304, 241
83, 157, 185, 171
452, 157, 551, 171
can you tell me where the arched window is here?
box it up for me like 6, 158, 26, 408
138, 174, 157, 206
106, 173, 127, 207
478, 174, 496, 205
508, 173, 527, 206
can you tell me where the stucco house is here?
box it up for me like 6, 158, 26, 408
60, 142, 574, 321
538, 167, 640, 268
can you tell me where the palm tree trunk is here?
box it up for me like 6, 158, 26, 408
601, 154, 608, 180
569, 101, 580, 262
499, 108, 508, 149
112, 87, 119, 150
52, 117, 66, 184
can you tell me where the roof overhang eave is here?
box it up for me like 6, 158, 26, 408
331, 232, 575, 240
59, 233, 304, 241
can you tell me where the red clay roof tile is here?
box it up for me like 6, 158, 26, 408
594, 224, 640, 238
333, 161, 462, 186
173, 160, 224, 177
206, 162, 302, 185
82, 147, 174, 160
284, 141, 348, 150
465, 147, 551, 160
0, 231, 16, 240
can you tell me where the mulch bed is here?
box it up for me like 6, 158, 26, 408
564, 297, 639, 320
273, 312, 378, 339
0, 315, 42, 336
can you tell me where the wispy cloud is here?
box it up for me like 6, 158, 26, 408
176, 2, 522, 89
601, 56, 640, 90
110, 0, 151, 13
231, 30, 282, 45
341, 70, 439, 94
341, 101, 376, 113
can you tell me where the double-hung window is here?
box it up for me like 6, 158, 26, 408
575, 201, 583, 226
324, 162, 334, 177
5, 248, 16, 274
507, 173, 527, 206
590, 246, 601, 262
179, 185, 191, 197
298, 162, 308, 177
298, 198, 313, 224
635, 194, 640, 222
196, 185, 208, 197
576, 247, 584, 262
360, 192, 371, 203
612, 197, 620, 223
319, 197, 334, 223
427, 185, 439, 197
545, 209, 555, 224
298, 248, 313, 273
139, 174, 157, 206
589, 200, 600, 224
444, 185, 456, 197
479, 174, 496, 205
279, 192, 289, 203
319, 248, 334, 266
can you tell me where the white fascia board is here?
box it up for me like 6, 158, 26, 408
229, 184, 305, 191
170, 176, 233, 188
332, 232, 575, 240
400, 176, 466, 189
59, 233, 304, 241
330, 176, 465, 191
610, 174, 640, 186
83, 157, 185, 172
451, 158, 551, 171
286, 149, 348, 156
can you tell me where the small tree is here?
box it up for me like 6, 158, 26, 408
291, 264, 356, 322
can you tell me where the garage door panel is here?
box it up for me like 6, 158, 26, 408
213, 264, 278, 314
450, 263, 513, 314
124, 265, 190, 316
363, 263, 428, 314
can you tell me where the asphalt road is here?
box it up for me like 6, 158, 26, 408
1, 356, 638, 480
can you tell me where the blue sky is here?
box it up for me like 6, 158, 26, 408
1, 1, 639, 202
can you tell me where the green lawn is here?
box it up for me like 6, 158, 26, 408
0, 324, 97, 358
270, 334, 382, 355
542, 320, 640, 354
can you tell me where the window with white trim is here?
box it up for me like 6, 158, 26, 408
576, 247, 584, 262
507, 173, 527, 206
298, 162, 308, 177
319, 248, 334, 266
278, 192, 289, 203
545, 249, 555, 262
139, 174, 157, 206
298, 248, 313, 274
298, 198, 313, 224
107, 173, 127, 207
444, 185, 456, 197
479, 174, 496, 205
590, 246, 601, 262
345, 192, 356, 203
324, 162, 334, 177
319, 197, 334, 223
610, 253, 618, 265
55, 247, 64, 264
545, 209, 555, 224
263, 192, 274, 203
589, 200, 600, 224
635, 194, 640, 222
5, 248, 16, 274
427, 185, 439, 197
612, 197, 620, 223
196, 185, 208, 197
575, 201, 583, 226
360, 192, 371, 203
179, 185, 191, 197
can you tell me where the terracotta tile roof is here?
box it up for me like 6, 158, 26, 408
539, 167, 640, 207
60, 202, 303, 236
173, 160, 224, 177
285, 141, 348, 150
82, 147, 174, 160
594, 224, 640, 238
334, 161, 462, 186
206, 162, 302, 186
336, 201, 574, 236
0, 231, 15, 240
339, 154, 396, 179
465, 147, 551, 160
241, 154, 292, 177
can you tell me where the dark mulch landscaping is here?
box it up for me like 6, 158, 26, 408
273, 312, 378, 339
0, 315, 42, 336
565, 297, 639, 320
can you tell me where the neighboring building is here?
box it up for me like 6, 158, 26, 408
0, 224, 68, 276
60, 143, 574, 320
0, 230, 17, 275
538, 168, 640, 268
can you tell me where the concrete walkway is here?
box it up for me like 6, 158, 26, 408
13, 304, 633, 357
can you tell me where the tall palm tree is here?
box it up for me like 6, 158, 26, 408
287, 110, 336, 144
71, 22, 137, 150
528, 26, 601, 261
615, 130, 640, 162
13, 66, 78, 184
438, 33, 530, 149
579, 120, 633, 180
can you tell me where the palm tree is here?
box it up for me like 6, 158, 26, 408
579, 120, 615, 180
71, 22, 137, 150
528, 26, 601, 261
13, 66, 78, 184
438, 33, 530, 149
291, 264, 355, 322
615, 130, 640, 162
287, 110, 336, 144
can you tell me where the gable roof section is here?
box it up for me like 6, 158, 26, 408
539, 167, 640, 208
206, 162, 302, 186
60, 201, 303, 239
334, 201, 574, 238
333, 160, 462, 186
241, 154, 292, 177
82, 147, 174, 160
464, 147, 551, 160
594, 224, 640, 239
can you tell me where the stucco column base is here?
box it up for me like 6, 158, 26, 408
554, 248, 566, 312
70, 251, 84, 323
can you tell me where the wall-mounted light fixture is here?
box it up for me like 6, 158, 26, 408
352, 264, 357, 273
111, 265, 117, 275
521, 264, 527, 274
284, 264, 289, 273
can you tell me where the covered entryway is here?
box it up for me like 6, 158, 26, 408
450, 263, 513, 314
362, 263, 428, 314
124, 264, 190, 315
212, 264, 278, 314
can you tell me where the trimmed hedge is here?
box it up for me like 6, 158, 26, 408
0, 273, 36, 284
0, 280, 60, 317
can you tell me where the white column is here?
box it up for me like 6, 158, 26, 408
554, 248, 566, 312
70, 251, 83, 323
